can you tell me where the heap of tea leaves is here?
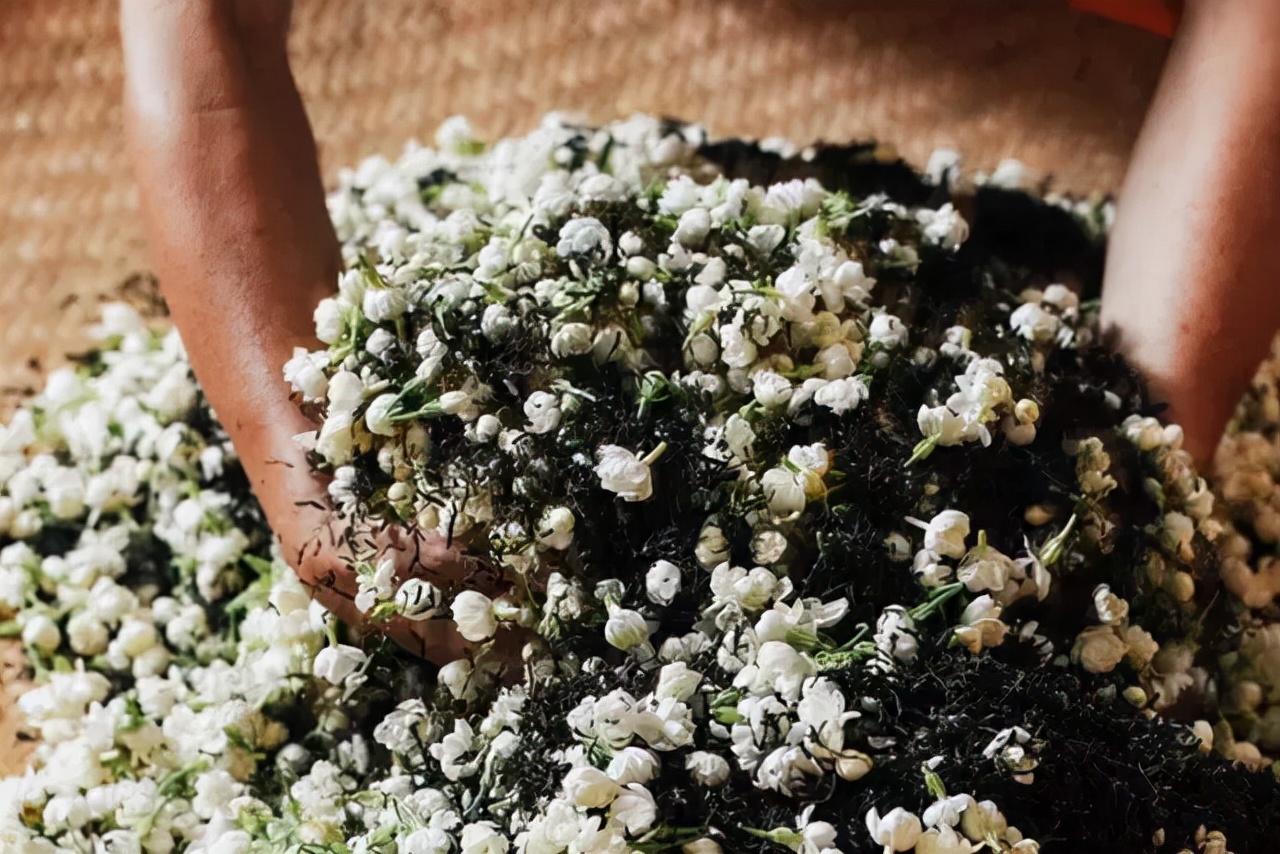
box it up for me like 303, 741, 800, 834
2, 115, 1279, 854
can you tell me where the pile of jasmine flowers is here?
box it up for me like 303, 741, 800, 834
3, 114, 1280, 854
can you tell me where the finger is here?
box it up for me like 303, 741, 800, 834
292, 518, 361, 598
370, 522, 468, 585
292, 511, 520, 666
289, 522, 468, 664
387, 616, 470, 665
294, 543, 456, 661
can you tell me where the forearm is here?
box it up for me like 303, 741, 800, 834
1102, 0, 1280, 463
121, 0, 337, 520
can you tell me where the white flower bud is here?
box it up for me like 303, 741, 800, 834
480, 304, 514, 341
645, 560, 682, 605
723, 415, 755, 462
673, 207, 712, 247
694, 257, 726, 287
625, 255, 657, 280
696, 524, 731, 568
610, 783, 657, 835
918, 405, 965, 447
866, 806, 923, 852
870, 313, 907, 349
618, 231, 644, 256
761, 467, 807, 517
836, 751, 874, 781
439, 391, 471, 415
655, 662, 701, 702
752, 370, 793, 407
687, 332, 719, 366
66, 613, 108, 656
1122, 415, 1165, 451
1042, 282, 1078, 312
366, 327, 397, 360
362, 287, 408, 323
752, 530, 788, 565
472, 413, 502, 443
874, 606, 918, 664
459, 822, 509, 854
595, 444, 656, 502
451, 591, 498, 642
551, 323, 594, 357
524, 391, 562, 435
313, 298, 345, 344
920, 510, 970, 559
817, 342, 858, 379
313, 644, 367, 685
44, 469, 85, 520
364, 392, 400, 437
43, 795, 90, 830
395, 578, 441, 621
618, 281, 640, 307
537, 506, 575, 550
1170, 570, 1196, 603
606, 747, 660, 785
813, 376, 868, 414
316, 410, 355, 464
283, 347, 329, 400
605, 606, 650, 651
959, 800, 1007, 842
438, 658, 473, 700
1161, 511, 1196, 561
1010, 302, 1060, 343
917, 203, 969, 250
1071, 625, 1128, 674
682, 840, 723, 854
556, 217, 613, 258
21, 614, 61, 655
685, 750, 731, 787
116, 619, 159, 657
915, 826, 974, 854
563, 766, 621, 808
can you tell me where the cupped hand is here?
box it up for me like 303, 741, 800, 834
255, 422, 475, 664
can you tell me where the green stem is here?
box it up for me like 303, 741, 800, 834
1039, 513, 1078, 567
910, 582, 965, 622
906, 434, 939, 467
641, 441, 669, 466
923, 764, 948, 800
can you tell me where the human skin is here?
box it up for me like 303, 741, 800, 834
1100, 0, 1280, 465
119, 0, 470, 662
119, 0, 1278, 651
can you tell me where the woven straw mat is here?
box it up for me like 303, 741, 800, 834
0, 0, 1167, 773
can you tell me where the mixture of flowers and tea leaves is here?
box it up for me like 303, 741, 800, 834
3, 114, 1280, 854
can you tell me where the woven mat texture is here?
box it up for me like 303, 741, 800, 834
0, 0, 1166, 773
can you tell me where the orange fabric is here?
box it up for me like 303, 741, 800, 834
1071, 0, 1179, 37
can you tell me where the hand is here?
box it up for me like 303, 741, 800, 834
296, 516, 491, 662
119, 0, 470, 663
